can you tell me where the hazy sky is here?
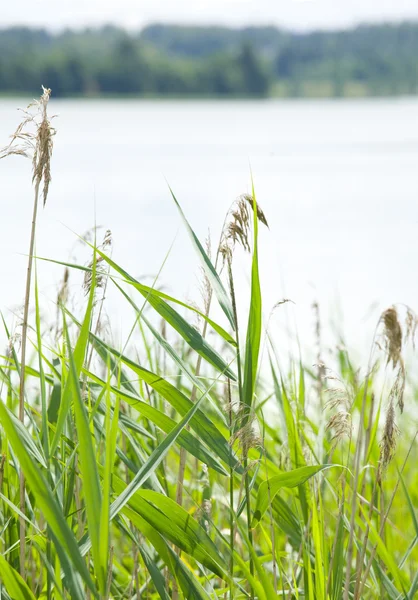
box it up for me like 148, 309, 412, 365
1, 0, 418, 31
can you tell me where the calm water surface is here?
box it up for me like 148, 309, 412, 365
0, 98, 417, 357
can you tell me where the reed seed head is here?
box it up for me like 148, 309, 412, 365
324, 378, 353, 449
198, 232, 212, 315
230, 411, 262, 456
83, 256, 105, 295
5, 332, 22, 359
379, 397, 400, 480
378, 304, 417, 414
242, 193, 269, 228
381, 307, 403, 369
102, 229, 113, 251
0, 86, 55, 206
57, 267, 70, 306
83, 229, 112, 295
220, 193, 268, 262
405, 306, 418, 349
273, 299, 295, 309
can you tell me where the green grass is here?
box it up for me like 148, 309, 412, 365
0, 96, 418, 600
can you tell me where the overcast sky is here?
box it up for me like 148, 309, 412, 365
1, 0, 418, 31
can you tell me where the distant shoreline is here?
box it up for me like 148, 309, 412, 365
1, 22, 417, 100
1, 92, 417, 101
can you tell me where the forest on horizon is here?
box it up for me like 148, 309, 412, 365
1, 21, 417, 98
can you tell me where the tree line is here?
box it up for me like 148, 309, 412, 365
0, 22, 417, 97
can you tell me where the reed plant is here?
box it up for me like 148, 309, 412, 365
0, 91, 417, 599
0, 86, 55, 580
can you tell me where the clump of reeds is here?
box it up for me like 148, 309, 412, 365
2, 94, 418, 600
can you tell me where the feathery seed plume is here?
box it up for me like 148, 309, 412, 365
324, 382, 353, 450
0, 86, 55, 206
220, 193, 268, 263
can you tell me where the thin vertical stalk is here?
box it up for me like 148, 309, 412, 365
356, 431, 418, 599
46, 535, 52, 600
134, 549, 141, 600
352, 475, 379, 599
173, 341, 205, 600
0, 455, 5, 496
175, 350, 203, 507
86, 551, 91, 600
343, 377, 368, 600
326, 480, 344, 598
2, 87, 54, 579
243, 462, 254, 578
265, 455, 277, 593
0, 453, 6, 553
172, 218, 232, 598
104, 545, 114, 600
227, 257, 255, 594
18, 177, 41, 577
353, 391, 376, 587
173, 285, 212, 600
227, 379, 235, 599
343, 320, 380, 600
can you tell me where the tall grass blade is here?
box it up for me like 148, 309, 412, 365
63, 312, 104, 593
0, 554, 36, 600
34, 266, 49, 461
242, 188, 262, 410
50, 259, 96, 455
170, 187, 235, 330
252, 465, 334, 527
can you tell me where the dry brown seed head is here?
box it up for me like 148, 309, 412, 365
220, 193, 268, 263
378, 304, 417, 415
241, 193, 269, 228
202, 499, 212, 517
405, 306, 418, 349
160, 318, 167, 340
0, 86, 56, 206
324, 383, 353, 448
198, 233, 212, 315
83, 255, 107, 295
230, 419, 262, 455
326, 411, 352, 449
5, 332, 22, 358
379, 397, 400, 478
101, 229, 113, 250
57, 267, 70, 306
381, 306, 403, 369
273, 299, 295, 309
390, 363, 406, 413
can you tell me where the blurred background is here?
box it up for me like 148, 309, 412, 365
1, 1, 418, 98
1, 1, 418, 361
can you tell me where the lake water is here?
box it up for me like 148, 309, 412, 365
1, 97, 417, 363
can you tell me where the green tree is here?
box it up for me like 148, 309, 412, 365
237, 43, 270, 96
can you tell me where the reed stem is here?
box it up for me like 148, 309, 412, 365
18, 177, 41, 577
